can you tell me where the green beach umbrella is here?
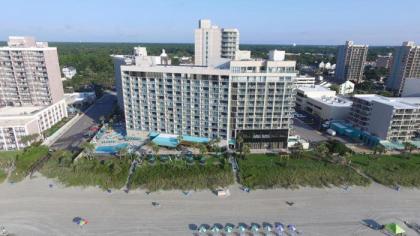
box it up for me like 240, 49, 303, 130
264, 225, 272, 232
211, 225, 221, 233
251, 224, 260, 232
237, 225, 246, 232
225, 225, 234, 233
385, 223, 405, 235
198, 225, 207, 233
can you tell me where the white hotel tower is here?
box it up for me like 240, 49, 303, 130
115, 48, 296, 149
114, 21, 297, 149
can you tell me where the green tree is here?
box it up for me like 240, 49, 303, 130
330, 84, 340, 94
81, 142, 95, 160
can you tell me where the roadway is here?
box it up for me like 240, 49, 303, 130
51, 92, 117, 152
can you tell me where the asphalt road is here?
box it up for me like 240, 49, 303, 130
51, 92, 117, 152
292, 117, 328, 143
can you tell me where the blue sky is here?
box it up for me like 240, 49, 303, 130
1, 0, 419, 45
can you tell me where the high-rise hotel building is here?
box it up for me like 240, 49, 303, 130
335, 41, 368, 84
194, 19, 239, 66
0, 36, 64, 107
386, 41, 420, 95
0, 36, 67, 150
117, 49, 296, 149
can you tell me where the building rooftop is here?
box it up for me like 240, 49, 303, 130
0, 106, 45, 117
297, 85, 334, 93
354, 94, 419, 109
311, 95, 353, 107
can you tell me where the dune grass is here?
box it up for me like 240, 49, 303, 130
40, 150, 130, 189
131, 157, 234, 191
0, 169, 6, 183
9, 146, 49, 183
238, 153, 370, 189
350, 154, 420, 187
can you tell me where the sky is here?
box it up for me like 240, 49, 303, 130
1, 0, 419, 45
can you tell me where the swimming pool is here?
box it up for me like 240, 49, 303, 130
95, 143, 129, 154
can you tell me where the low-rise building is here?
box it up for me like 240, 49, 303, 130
62, 66, 77, 79
295, 85, 352, 121
338, 80, 355, 95
348, 94, 420, 141
0, 99, 68, 150
295, 75, 315, 87
64, 92, 96, 111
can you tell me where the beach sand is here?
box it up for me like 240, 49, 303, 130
0, 174, 419, 235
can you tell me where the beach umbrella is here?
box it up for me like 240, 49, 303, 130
72, 217, 82, 223
225, 225, 234, 233
385, 223, 405, 235
211, 225, 221, 233
251, 223, 260, 232
264, 225, 273, 232
287, 224, 296, 232
198, 225, 208, 233
237, 225, 247, 232
276, 223, 285, 233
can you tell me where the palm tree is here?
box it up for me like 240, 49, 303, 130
116, 147, 128, 159
198, 143, 207, 156
292, 142, 304, 158
403, 142, 416, 153
373, 144, 386, 155
242, 143, 251, 159
315, 143, 329, 159
150, 142, 160, 155
236, 134, 244, 157
19, 133, 39, 146
177, 135, 183, 146
81, 142, 95, 160
99, 115, 106, 125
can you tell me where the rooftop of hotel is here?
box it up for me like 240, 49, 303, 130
297, 85, 334, 93
354, 94, 419, 109
311, 95, 353, 107
0, 106, 45, 117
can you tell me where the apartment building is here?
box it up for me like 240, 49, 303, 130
375, 53, 393, 69
295, 85, 352, 121
0, 36, 64, 107
295, 75, 315, 87
194, 19, 239, 66
117, 48, 297, 149
335, 41, 368, 83
386, 41, 420, 95
348, 94, 420, 141
0, 99, 67, 150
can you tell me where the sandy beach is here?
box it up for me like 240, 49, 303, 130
1, 175, 419, 236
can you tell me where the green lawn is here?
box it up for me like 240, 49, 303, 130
42, 117, 70, 137
350, 154, 420, 187
131, 157, 234, 191
238, 153, 370, 189
9, 146, 49, 183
